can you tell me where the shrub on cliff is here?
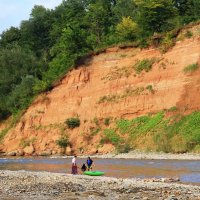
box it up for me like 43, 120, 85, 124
56, 136, 69, 148
183, 63, 199, 73
65, 117, 80, 129
133, 58, 156, 74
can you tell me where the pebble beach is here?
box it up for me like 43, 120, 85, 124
72, 151, 200, 160
0, 170, 199, 200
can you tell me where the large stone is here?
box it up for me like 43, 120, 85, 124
58, 148, 65, 155
23, 145, 34, 155
7, 151, 16, 156
39, 150, 52, 156
52, 150, 57, 155
66, 146, 72, 155
90, 147, 97, 154
16, 149, 24, 156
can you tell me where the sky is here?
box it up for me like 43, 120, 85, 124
0, 0, 63, 34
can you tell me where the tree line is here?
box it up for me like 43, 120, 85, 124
0, 0, 200, 121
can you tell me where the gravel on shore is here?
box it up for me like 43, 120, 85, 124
51, 151, 200, 160
0, 170, 199, 200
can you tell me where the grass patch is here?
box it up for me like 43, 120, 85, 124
100, 129, 121, 146
20, 137, 36, 148
146, 85, 154, 94
90, 127, 101, 136
159, 31, 177, 53
0, 128, 9, 143
93, 117, 99, 126
184, 30, 193, 38
101, 111, 200, 153
101, 66, 131, 81
167, 106, 178, 112
98, 94, 119, 104
104, 118, 110, 126
133, 58, 156, 74
183, 63, 199, 73
98, 85, 154, 104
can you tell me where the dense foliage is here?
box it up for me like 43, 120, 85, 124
0, 0, 200, 121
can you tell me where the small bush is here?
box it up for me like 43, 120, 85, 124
168, 106, 178, 112
20, 138, 36, 148
65, 117, 80, 129
101, 129, 121, 145
160, 33, 175, 53
183, 63, 199, 73
56, 136, 69, 148
104, 118, 110, 126
98, 94, 119, 104
116, 143, 131, 153
184, 30, 193, 38
133, 58, 156, 74
90, 127, 101, 136
146, 85, 154, 94
93, 117, 99, 126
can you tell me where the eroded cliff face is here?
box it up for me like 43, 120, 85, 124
1, 26, 200, 155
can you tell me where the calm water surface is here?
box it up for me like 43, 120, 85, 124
0, 157, 199, 184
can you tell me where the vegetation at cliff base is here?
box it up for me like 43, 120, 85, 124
101, 111, 200, 153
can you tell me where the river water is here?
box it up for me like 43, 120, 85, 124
0, 157, 199, 184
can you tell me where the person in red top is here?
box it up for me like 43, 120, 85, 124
71, 155, 78, 174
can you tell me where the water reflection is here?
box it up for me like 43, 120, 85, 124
0, 157, 199, 184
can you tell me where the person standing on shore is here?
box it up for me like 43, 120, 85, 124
86, 157, 93, 171
71, 155, 78, 175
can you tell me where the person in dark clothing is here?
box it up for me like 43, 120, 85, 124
81, 163, 87, 172
86, 157, 93, 171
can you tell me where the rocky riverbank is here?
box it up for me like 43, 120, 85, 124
0, 170, 199, 200
2, 150, 200, 160
52, 151, 200, 160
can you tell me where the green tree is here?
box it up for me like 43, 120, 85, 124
7, 76, 35, 113
112, 0, 137, 22
116, 16, 139, 41
174, 0, 189, 16
0, 27, 21, 47
135, 0, 177, 35
184, 0, 200, 23
174, 0, 200, 23
47, 25, 91, 85
0, 44, 41, 117
20, 5, 53, 57
85, 0, 113, 46
50, 0, 88, 44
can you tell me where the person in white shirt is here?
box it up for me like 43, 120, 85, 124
71, 155, 78, 174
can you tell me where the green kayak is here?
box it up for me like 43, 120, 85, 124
84, 171, 105, 176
